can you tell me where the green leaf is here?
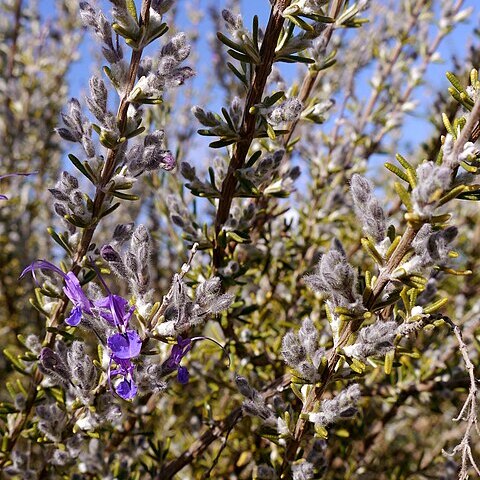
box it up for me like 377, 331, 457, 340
126, 0, 138, 21
394, 182, 413, 210
447, 86, 464, 107
458, 189, 480, 200
145, 23, 169, 45
209, 138, 237, 149
314, 424, 328, 439
442, 113, 456, 138
285, 14, 314, 32
384, 349, 395, 375
246, 150, 262, 168
3, 349, 26, 372
221, 107, 236, 131
302, 13, 335, 23
226, 230, 251, 243
47, 227, 72, 255
277, 54, 315, 64
385, 162, 409, 182
315, 58, 337, 71
68, 154, 95, 183
266, 123, 276, 140
446, 71, 468, 95
125, 126, 146, 139
217, 32, 247, 54
227, 49, 255, 64
99, 202, 121, 219
111, 191, 140, 201
361, 237, 384, 265
252, 15, 259, 49
423, 297, 449, 314
197, 129, 216, 137
438, 185, 467, 206
103, 66, 119, 90
395, 153, 413, 170
208, 167, 218, 191
263, 91, 285, 108
64, 214, 90, 228
227, 62, 247, 86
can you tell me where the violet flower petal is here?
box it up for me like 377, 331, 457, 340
115, 378, 138, 399
110, 357, 134, 376
177, 366, 189, 384
107, 330, 142, 359
19, 259, 66, 282
166, 337, 192, 368
95, 294, 135, 327
63, 272, 92, 314
166, 345, 183, 368
65, 305, 83, 326
177, 336, 192, 348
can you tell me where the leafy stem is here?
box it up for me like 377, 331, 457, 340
0, 0, 153, 463
212, 0, 292, 269
280, 94, 480, 474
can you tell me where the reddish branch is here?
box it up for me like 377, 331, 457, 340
212, 0, 292, 268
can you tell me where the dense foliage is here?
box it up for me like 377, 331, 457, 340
0, 0, 479, 478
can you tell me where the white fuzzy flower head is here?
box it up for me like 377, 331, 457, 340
411, 161, 451, 218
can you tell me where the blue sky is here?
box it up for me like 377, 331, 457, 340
41, 0, 479, 158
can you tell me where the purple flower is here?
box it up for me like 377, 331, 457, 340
92, 289, 140, 399
109, 357, 138, 400
160, 150, 176, 171
94, 294, 135, 327
20, 259, 64, 282
63, 272, 93, 325
66, 306, 83, 327
166, 336, 192, 384
0, 172, 35, 200
20, 260, 93, 326
177, 366, 189, 384
166, 336, 192, 368
115, 377, 138, 399
107, 330, 142, 359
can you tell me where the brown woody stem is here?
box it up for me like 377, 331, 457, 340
212, 0, 292, 268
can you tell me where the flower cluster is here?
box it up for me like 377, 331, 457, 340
281, 318, 325, 382
21, 260, 141, 399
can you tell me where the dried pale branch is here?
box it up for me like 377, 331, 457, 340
442, 318, 480, 479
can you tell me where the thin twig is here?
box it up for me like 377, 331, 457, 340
442, 318, 480, 480
201, 417, 236, 479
